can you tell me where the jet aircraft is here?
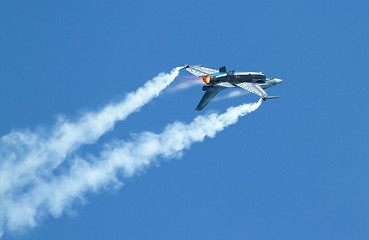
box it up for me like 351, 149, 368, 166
184, 65, 283, 110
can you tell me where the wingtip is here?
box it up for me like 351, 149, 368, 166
262, 96, 280, 101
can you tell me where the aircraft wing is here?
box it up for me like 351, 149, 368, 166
195, 86, 225, 110
185, 65, 219, 76
235, 82, 268, 98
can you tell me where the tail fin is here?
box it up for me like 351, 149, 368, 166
219, 66, 227, 73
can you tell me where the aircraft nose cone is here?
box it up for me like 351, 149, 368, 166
274, 78, 283, 84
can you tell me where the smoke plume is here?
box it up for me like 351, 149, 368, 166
0, 67, 262, 238
0, 67, 182, 237
167, 76, 203, 92
214, 89, 249, 101
0, 98, 261, 236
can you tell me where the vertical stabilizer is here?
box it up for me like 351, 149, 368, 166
219, 66, 227, 73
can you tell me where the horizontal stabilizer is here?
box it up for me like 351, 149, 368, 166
195, 86, 225, 110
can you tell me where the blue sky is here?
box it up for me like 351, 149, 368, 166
1, 0, 369, 239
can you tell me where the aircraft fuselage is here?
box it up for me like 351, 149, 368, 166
207, 72, 266, 85
203, 72, 282, 90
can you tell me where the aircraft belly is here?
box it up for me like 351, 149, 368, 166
215, 75, 257, 85
239, 75, 258, 83
215, 75, 242, 85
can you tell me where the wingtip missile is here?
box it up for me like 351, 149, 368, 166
184, 64, 202, 69
262, 96, 279, 101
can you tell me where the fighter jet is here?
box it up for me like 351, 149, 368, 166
184, 65, 283, 110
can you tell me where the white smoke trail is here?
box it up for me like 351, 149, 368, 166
0, 99, 262, 237
0, 67, 181, 236
166, 76, 202, 93
214, 89, 249, 101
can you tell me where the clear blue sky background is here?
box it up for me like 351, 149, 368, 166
1, 0, 369, 239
